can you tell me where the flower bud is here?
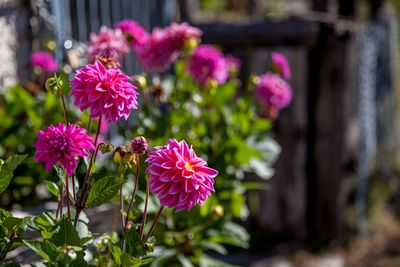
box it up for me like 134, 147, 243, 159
131, 75, 147, 89
45, 75, 63, 94
114, 145, 135, 165
100, 143, 114, 154
131, 136, 148, 155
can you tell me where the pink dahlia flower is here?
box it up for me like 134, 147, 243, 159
188, 45, 228, 86
255, 73, 292, 110
163, 22, 202, 50
146, 139, 218, 211
34, 123, 95, 175
70, 61, 139, 122
87, 26, 129, 63
271, 52, 291, 80
115, 19, 149, 48
135, 23, 201, 72
135, 28, 178, 72
226, 55, 241, 72
31, 51, 58, 72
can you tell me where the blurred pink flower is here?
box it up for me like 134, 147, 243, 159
135, 28, 176, 72
34, 123, 94, 175
87, 26, 129, 63
135, 22, 201, 72
163, 22, 202, 50
115, 19, 149, 48
31, 51, 58, 72
71, 61, 139, 122
256, 73, 292, 111
226, 55, 241, 72
146, 139, 218, 211
188, 45, 228, 86
271, 52, 291, 80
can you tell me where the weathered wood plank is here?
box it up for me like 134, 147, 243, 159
195, 20, 320, 47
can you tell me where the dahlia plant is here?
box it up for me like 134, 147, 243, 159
0, 19, 292, 266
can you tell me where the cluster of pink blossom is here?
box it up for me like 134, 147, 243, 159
33, 21, 218, 213
134, 22, 202, 72
87, 20, 201, 72
255, 52, 293, 119
31, 51, 58, 73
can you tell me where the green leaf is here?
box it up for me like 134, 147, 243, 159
0, 154, 27, 193
198, 241, 227, 255
121, 253, 132, 267
29, 212, 56, 234
44, 181, 59, 198
86, 176, 125, 208
211, 81, 236, 107
50, 217, 82, 247
0, 262, 21, 267
110, 245, 122, 265
208, 222, 249, 249
23, 240, 59, 262
177, 254, 194, 267
150, 249, 177, 267
2, 217, 30, 233
123, 228, 145, 257
0, 208, 11, 222
199, 254, 240, 267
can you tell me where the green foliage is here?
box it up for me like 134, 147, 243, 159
0, 155, 27, 193
86, 176, 126, 208
0, 208, 30, 262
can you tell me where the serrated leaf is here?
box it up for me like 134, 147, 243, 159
50, 217, 82, 247
123, 228, 145, 257
85, 176, 125, 208
23, 240, 59, 262
0, 154, 27, 193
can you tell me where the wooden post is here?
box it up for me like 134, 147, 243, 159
306, 0, 357, 243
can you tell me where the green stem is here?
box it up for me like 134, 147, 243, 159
139, 177, 150, 240
74, 115, 103, 226
124, 155, 140, 230
60, 93, 70, 125
65, 172, 71, 220
142, 206, 164, 244
87, 116, 92, 135
120, 172, 125, 230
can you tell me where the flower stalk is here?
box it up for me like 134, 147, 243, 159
124, 154, 140, 230
142, 206, 164, 244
